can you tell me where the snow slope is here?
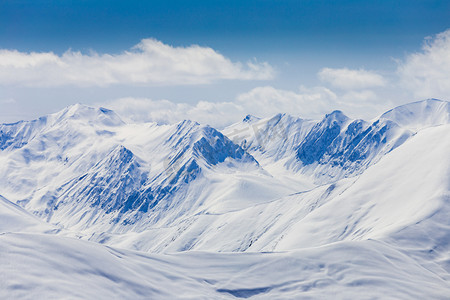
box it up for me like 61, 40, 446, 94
1, 233, 449, 299
0, 194, 57, 234
276, 124, 450, 250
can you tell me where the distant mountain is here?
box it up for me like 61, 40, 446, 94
224, 113, 315, 161
0, 104, 124, 151
224, 99, 449, 183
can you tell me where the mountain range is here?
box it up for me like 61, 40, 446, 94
1, 98, 449, 299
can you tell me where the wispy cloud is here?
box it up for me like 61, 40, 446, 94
0, 39, 274, 87
318, 67, 386, 90
397, 29, 450, 101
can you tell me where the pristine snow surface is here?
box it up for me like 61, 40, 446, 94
1, 99, 449, 299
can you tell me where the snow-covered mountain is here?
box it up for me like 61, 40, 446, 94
380, 98, 450, 131
223, 98, 449, 183
0, 104, 299, 239
1, 99, 449, 299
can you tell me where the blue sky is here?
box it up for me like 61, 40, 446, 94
1, 0, 450, 125
2, 0, 448, 54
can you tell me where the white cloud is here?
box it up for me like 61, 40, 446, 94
101, 85, 390, 129
340, 89, 378, 103
102, 88, 337, 128
0, 39, 274, 87
397, 29, 450, 101
236, 86, 390, 121
7, 30, 450, 126
102, 97, 245, 129
318, 67, 386, 90
235, 86, 338, 118
95, 29, 450, 127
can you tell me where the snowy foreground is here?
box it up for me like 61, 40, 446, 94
0, 99, 449, 299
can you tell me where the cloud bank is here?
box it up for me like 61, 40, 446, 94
0, 39, 274, 87
318, 68, 386, 90
102, 85, 391, 129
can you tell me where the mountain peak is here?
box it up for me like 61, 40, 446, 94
243, 114, 261, 123
60, 103, 94, 117
324, 110, 348, 123
53, 104, 125, 127
177, 119, 200, 128
380, 99, 450, 131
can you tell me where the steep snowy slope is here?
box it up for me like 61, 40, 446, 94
292, 111, 412, 182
